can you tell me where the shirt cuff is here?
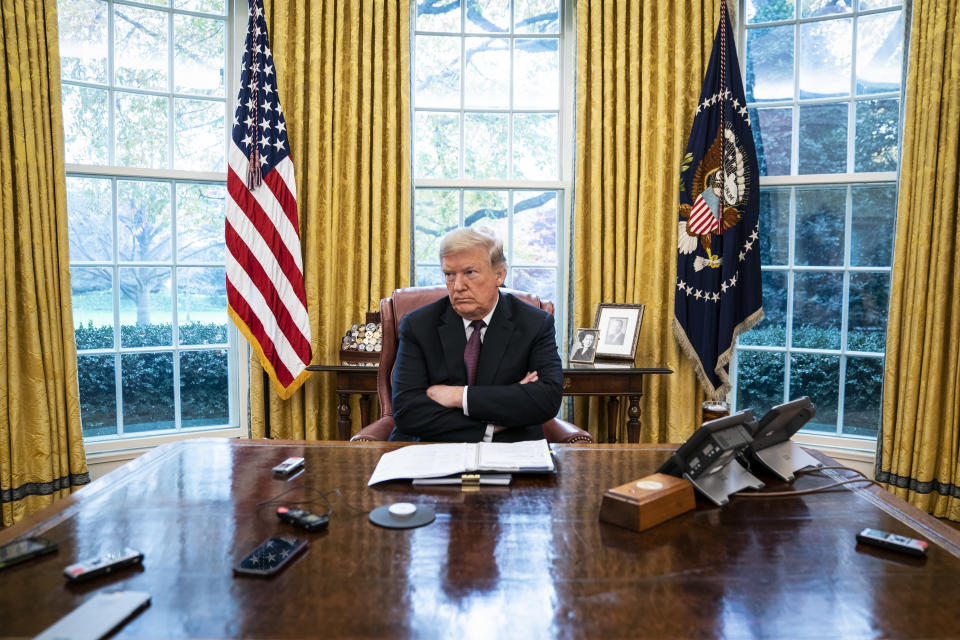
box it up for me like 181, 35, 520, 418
483, 424, 495, 442
462, 386, 470, 416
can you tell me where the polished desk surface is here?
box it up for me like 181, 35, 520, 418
2, 439, 960, 639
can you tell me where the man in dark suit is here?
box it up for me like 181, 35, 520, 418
391, 227, 563, 442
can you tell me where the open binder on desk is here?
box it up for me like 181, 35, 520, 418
368, 439, 555, 485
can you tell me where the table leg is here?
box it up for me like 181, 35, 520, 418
627, 394, 642, 443
337, 393, 351, 440
359, 393, 372, 429
606, 395, 620, 443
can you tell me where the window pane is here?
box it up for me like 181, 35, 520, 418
513, 38, 559, 109
739, 270, 787, 346
414, 112, 459, 178
464, 37, 509, 108
746, 0, 795, 22
750, 107, 792, 176
854, 99, 898, 172
746, 26, 794, 102
758, 187, 790, 265
415, 36, 461, 108
513, 113, 558, 179
174, 15, 225, 97
178, 267, 228, 343
801, 0, 852, 18
180, 349, 229, 428
78, 354, 117, 437
414, 189, 459, 261
175, 98, 225, 171
175, 0, 226, 16
844, 356, 883, 437
416, 0, 460, 32
464, 113, 508, 179
847, 271, 889, 352
799, 19, 851, 98
465, 0, 509, 32
119, 267, 172, 346
795, 186, 845, 266
62, 85, 108, 165
798, 103, 847, 173
67, 176, 112, 262
58, 0, 107, 83
793, 271, 843, 349
114, 5, 168, 91
790, 353, 839, 432
415, 265, 443, 286
735, 350, 785, 415
116, 92, 169, 168
464, 190, 508, 241
511, 267, 556, 302
122, 352, 175, 433
515, 0, 560, 33
177, 183, 226, 263
850, 184, 896, 267
118, 180, 172, 262
72, 268, 114, 350
513, 191, 557, 265
856, 10, 902, 95
859, 0, 899, 8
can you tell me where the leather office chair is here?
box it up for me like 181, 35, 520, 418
350, 285, 593, 443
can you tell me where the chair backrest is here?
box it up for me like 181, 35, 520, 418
376, 285, 554, 417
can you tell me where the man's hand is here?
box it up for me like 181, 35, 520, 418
520, 371, 538, 384
426, 384, 464, 408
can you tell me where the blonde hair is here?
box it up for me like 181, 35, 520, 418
438, 226, 506, 269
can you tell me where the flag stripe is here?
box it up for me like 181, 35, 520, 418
226, 247, 309, 380
226, 279, 295, 386
688, 196, 720, 235
226, 167, 307, 307
225, 220, 311, 361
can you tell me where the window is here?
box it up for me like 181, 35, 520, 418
734, 0, 904, 441
412, 0, 571, 319
58, 0, 241, 441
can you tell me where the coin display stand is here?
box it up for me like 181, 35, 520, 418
340, 311, 382, 364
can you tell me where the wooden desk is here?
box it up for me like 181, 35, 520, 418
307, 363, 672, 442
3, 439, 960, 638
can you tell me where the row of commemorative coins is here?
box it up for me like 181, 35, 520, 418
342, 322, 383, 352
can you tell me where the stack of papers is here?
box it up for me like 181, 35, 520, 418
367, 439, 555, 485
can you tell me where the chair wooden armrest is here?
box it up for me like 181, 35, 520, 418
350, 416, 395, 442
543, 417, 593, 444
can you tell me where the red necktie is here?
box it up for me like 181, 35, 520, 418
464, 320, 485, 386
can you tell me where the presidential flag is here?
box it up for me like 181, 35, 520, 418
226, 0, 312, 399
673, 1, 763, 400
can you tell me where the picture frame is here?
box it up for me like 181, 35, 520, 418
593, 303, 644, 360
570, 328, 600, 364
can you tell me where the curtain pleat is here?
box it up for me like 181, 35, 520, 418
878, 0, 960, 522
252, 0, 411, 439
0, 0, 88, 526
572, 0, 721, 443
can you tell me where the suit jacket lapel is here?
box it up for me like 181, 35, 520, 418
438, 302, 468, 384
477, 293, 514, 385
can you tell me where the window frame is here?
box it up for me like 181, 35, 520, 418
731, 0, 904, 451
410, 0, 575, 348
62, 0, 251, 453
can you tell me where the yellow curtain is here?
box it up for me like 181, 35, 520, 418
573, 0, 721, 443
251, 0, 411, 439
878, 0, 960, 522
0, 0, 88, 526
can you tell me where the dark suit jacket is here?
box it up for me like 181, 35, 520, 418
391, 292, 564, 442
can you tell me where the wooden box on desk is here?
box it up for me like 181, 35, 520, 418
599, 473, 695, 532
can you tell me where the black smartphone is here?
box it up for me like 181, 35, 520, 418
0, 536, 58, 570
233, 537, 308, 577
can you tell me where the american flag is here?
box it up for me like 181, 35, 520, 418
226, 0, 312, 399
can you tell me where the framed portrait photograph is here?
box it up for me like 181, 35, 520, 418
593, 303, 644, 360
570, 328, 600, 364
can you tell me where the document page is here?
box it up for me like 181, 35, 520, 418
475, 439, 554, 472
367, 443, 471, 485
